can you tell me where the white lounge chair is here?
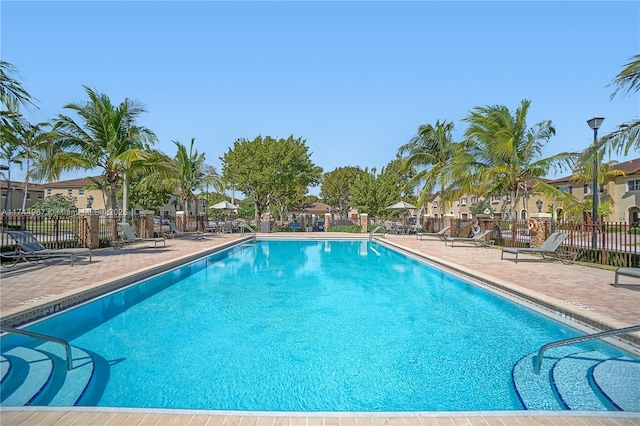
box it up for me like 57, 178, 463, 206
445, 229, 493, 247
117, 223, 166, 248
416, 225, 451, 241
501, 232, 574, 263
6, 230, 92, 267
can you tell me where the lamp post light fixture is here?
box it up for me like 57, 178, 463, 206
86, 195, 94, 209
587, 115, 605, 250
536, 199, 543, 213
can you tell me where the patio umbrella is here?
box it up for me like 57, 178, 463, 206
209, 201, 239, 210
387, 201, 417, 225
387, 201, 416, 210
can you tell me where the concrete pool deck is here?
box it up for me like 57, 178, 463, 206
1, 232, 639, 425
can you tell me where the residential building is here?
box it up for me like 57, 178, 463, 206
43, 176, 179, 217
422, 158, 640, 224
548, 157, 640, 223
1, 180, 45, 211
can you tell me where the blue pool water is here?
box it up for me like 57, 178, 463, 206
3, 240, 637, 411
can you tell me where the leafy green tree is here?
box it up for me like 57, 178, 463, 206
604, 54, 640, 155
220, 135, 322, 225
125, 166, 173, 211
468, 198, 494, 216
398, 120, 463, 213
350, 162, 406, 219
30, 193, 77, 217
320, 166, 364, 218
457, 99, 575, 219
54, 86, 157, 217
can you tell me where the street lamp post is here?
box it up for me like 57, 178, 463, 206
587, 115, 605, 250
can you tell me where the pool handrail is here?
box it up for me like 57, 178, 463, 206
369, 225, 387, 240
533, 324, 640, 374
239, 223, 256, 239
0, 325, 74, 371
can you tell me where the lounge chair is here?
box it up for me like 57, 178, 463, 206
445, 229, 493, 247
613, 267, 640, 286
117, 223, 166, 248
166, 222, 205, 239
416, 225, 451, 241
500, 232, 574, 263
5, 230, 92, 267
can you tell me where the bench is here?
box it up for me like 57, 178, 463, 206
614, 267, 640, 286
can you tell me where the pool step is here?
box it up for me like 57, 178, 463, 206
0, 343, 104, 406
551, 350, 614, 410
1, 346, 53, 405
592, 357, 640, 411
512, 348, 640, 411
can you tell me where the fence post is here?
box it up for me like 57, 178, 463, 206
360, 213, 368, 233
529, 212, 551, 248
138, 210, 155, 238
78, 209, 100, 249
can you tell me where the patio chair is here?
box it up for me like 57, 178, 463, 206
220, 221, 233, 234
445, 229, 493, 248
5, 230, 92, 267
500, 232, 573, 263
117, 223, 166, 249
613, 267, 640, 286
167, 222, 205, 239
416, 225, 451, 241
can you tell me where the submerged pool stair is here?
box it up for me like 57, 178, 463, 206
0, 342, 108, 406
512, 348, 640, 411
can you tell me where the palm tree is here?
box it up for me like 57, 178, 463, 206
0, 61, 37, 113
54, 86, 157, 216
145, 139, 223, 230
398, 120, 463, 214
604, 54, 640, 155
11, 121, 59, 212
1, 61, 38, 218
458, 99, 575, 219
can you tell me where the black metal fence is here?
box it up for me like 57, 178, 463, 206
3, 213, 639, 268
422, 217, 639, 268
1, 213, 130, 251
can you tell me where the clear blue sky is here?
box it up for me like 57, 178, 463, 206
2, 1, 639, 195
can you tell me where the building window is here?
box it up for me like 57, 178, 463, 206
46, 188, 52, 196
67, 188, 73, 196
432, 201, 439, 208
559, 185, 570, 193
78, 189, 85, 197
460, 197, 467, 206
628, 179, 640, 192
1, 190, 6, 198
38, 193, 43, 200
26, 193, 30, 200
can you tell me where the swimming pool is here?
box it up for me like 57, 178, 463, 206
1, 239, 639, 411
